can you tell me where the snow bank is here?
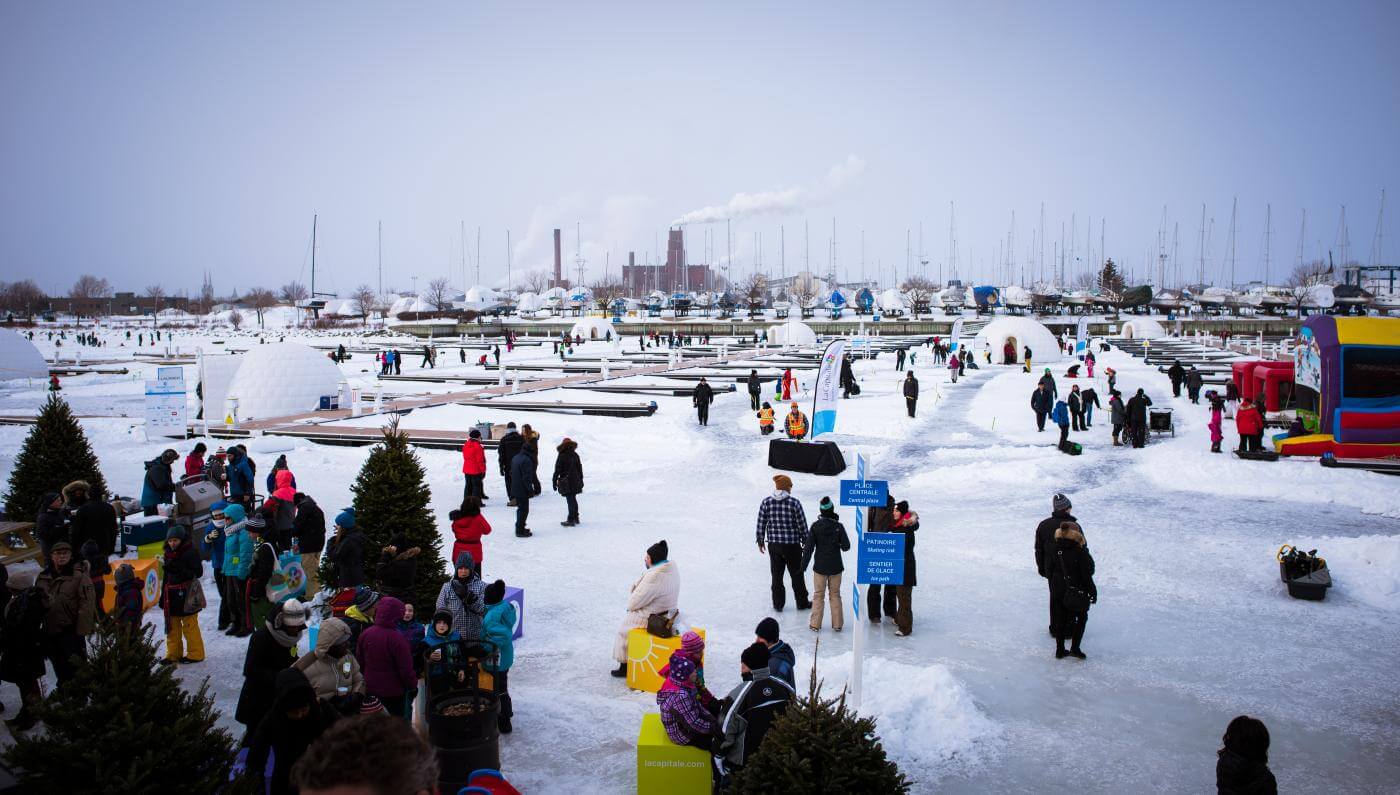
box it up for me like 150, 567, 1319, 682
822, 652, 1000, 771
972, 317, 1063, 364
1286, 535, 1400, 612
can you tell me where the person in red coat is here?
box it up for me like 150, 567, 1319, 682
461, 429, 488, 502
449, 497, 492, 572
1235, 398, 1265, 453
184, 442, 207, 481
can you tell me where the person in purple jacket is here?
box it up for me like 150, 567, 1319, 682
355, 596, 418, 721
656, 653, 716, 751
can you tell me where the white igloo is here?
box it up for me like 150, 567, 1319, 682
569, 316, 615, 340
0, 328, 48, 380
1120, 317, 1166, 340
972, 316, 1063, 365
227, 342, 343, 420
769, 319, 818, 347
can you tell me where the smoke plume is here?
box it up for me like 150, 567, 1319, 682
672, 155, 865, 225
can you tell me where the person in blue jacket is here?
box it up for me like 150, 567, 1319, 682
222, 502, 256, 637
482, 579, 516, 734
204, 501, 232, 631
1052, 398, 1072, 446
226, 446, 256, 509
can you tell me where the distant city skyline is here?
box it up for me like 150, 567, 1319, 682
2, 1, 1397, 296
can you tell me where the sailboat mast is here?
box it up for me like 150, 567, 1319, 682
1372, 189, 1386, 267
1263, 204, 1272, 287
475, 226, 481, 286
310, 214, 317, 298
1228, 197, 1238, 290
377, 220, 382, 296
1197, 205, 1206, 286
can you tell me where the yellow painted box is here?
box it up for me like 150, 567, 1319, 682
101, 557, 163, 613
137, 540, 165, 560
636, 712, 711, 795
626, 627, 705, 693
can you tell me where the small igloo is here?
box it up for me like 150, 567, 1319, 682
972, 317, 1063, 365
227, 342, 343, 420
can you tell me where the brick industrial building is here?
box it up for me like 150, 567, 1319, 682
621, 228, 717, 294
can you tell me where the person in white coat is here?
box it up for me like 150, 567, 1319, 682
610, 540, 680, 678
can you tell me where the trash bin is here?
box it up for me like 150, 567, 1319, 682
429, 689, 500, 790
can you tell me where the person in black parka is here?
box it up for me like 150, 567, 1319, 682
1167, 360, 1186, 397
246, 668, 339, 795
292, 493, 326, 596
747, 369, 762, 409
325, 514, 368, 590
1031, 384, 1053, 432
374, 533, 421, 603
1216, 715, 1278, 795
1126, 388, 1153, 448
1049, 521, 1097, 659
496, 424, 524, 506
1034, 492, 1077, 636
803, 498, 851, 632
551, 437, 584, 527
235, 600, 307, 743
509, 440, 541, 538
1, 569, 47, 732
903, 372, 919, 418
34, 492, 68, 563
865, 497, 897, 624
693, 378, 715, 426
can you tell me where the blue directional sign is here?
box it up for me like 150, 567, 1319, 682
856, 531, 905, 585
840, 479, 889, 507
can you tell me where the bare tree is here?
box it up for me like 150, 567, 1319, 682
789, 272, 821, 316
0, 280, 46, 316
425, 277, 455, 311
900, 275, 937, 318
70, 275, 112, 299
144, 284, 166, 306
589, 276, 625, 310
228, 308, 244, 330
243, 287, 278, 327
740, 272, 769, 317
196, 271, 216, 316
516, 270, 550, 294
1285, 260, 1331, 318
280, 281, 309, 304
351, 284, 377, 325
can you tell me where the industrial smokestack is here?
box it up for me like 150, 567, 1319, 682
552, 229, 562, 286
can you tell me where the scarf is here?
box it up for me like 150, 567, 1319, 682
267, 620, 300, 648
451, 576, 475, 603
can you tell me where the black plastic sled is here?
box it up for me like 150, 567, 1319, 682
1277, 545, 1332, 601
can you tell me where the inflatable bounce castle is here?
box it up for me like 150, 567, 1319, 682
1275, 316, 1400, 458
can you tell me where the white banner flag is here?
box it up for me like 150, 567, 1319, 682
949, 318, 965, 354
809, 338, 848, 438
1075, 316, 1090, 359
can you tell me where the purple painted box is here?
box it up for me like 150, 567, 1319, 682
505, 585, 524, 640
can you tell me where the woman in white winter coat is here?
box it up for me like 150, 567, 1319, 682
610, 540, 680, 677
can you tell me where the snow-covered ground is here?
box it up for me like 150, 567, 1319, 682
1, 327, 1398, 792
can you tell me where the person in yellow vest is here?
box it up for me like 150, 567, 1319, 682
785, 402, 808, 440
756, 402, 776, 435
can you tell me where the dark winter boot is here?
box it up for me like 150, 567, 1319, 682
610, 663, 627, 678
1055, 647, 1068, 659
498, 715, 513, 734
1069, 648, 1087, 660
1211, 441, 1222, 453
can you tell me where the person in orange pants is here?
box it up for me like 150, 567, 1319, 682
161, 526, 206, 664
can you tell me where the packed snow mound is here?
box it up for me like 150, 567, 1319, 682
973, 317, 1063, 363
569, 316, 615, 340
515, 292, 543, 313
824, 652, 1000, 771
769, 319, 817, 347
227, 342, 342, 420
1308, 284, 1337, 308
1120, 317, 1166, 340
0, 328, 48, 380
878, 289, 907, 312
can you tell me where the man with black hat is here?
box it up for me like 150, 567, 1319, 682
753, 618, 796, 689
497, 422, 524, 506
37, 540, 95, 685
716, 641, 796, 778
1035, 493, 1077, 636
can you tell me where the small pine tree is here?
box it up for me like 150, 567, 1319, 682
3, 393, 108, 519
6, 620, 235, 789
347, 418, 447, 609
732, 654, 911, 794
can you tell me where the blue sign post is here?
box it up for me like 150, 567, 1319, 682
856, 532, 906, 585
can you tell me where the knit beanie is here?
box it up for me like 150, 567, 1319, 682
819, 496, 835, 514
1052, 493, 1072, 513
245, 513, 266, 533
773, 474, 793, 492
454, 550, 477, 573
484, 579, 505, 605
166, 524, 188, 541
741, 641, 771, 670
278, 599, 307, 629
755, 617, 780, 643
114, 563, 135, 585
352, 586, 380, 613
335, 508, 356, 530
667, 653, 697, 684
680, 631, 705, 658
646, 540, 668, 564
431, 609, 454, 630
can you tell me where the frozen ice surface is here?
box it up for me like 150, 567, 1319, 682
0, 330, 1397, 792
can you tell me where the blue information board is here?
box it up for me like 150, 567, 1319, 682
840, 479, 889, 507
856, 531, 905, 585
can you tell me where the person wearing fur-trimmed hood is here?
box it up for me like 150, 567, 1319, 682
1050, 521, 1097, 660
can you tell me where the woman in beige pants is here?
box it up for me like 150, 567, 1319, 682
805, 497, 851, 632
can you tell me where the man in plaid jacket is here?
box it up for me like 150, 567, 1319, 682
756, 474, 811, 611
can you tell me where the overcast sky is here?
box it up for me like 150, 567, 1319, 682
3, 1, 1397, 297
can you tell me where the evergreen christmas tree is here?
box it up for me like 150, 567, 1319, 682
3, 393, 108, 519
325, 418, 447, 609
732, 656, 911, 794
6, 621, 235, 790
